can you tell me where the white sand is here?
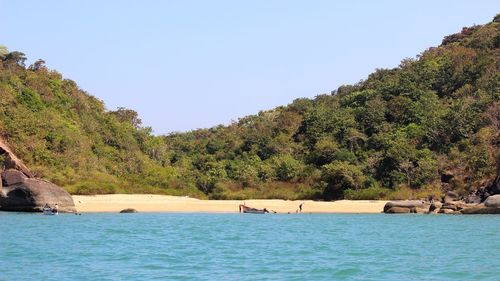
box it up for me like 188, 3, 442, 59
72, 194, 387, 213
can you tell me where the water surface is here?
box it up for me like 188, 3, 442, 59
1, 212, 499, 280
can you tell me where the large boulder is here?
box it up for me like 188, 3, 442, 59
484, 195, 500, 208
0, 140, 34, 177
0, 138, 75, 213
385, 207, 411, 214
1, 169, 27, 186
461, 204, 500, 214
0, 178, 75, 212
383, 200, 426, 213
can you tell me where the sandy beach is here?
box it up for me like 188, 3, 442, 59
72, 194, 387, 213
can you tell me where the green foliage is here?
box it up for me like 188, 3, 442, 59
269, 154, 304, 181
344, 186, 392, 200
17, 88, 44, 111
0, 15, 498, 200
321, 161, 365, 200
0, 45, 8, 59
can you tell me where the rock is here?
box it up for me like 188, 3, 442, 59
428, 201, 442, 213
383, 200, 425, 213
441, 202, 459, 211
0, 178, 75, 212
1, 169, 27, 186
487, 176, 500, 195
0, 140, 34, 177
442, 201, 470, 211
120, 208, 138, 213
386, 207, 411, 213
444, 191, 460, 203
484, 194, 500, 208
414, 207, 428, 214
438, 208, 457, 214
465, 194, 481, 204
483, 191, 491, 201
461, 204, 500, 214
0, 138, 75, 213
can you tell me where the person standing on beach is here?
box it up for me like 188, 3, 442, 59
299, 203, 304, 213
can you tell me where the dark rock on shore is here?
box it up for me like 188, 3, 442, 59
0, 139, 75, 213
120, 208, 138, 213
383, 198, 487, 215
0, 178, 75, 212
383, 200, 426, 213
428, 201, 442, 213
487, 176, 500, 195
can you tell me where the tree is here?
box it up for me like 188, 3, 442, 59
110, 107, 142, 128
28, 59, 46, 71
3, 51, 27, 66
321, 161, 365, 200
269, 154, 304, 181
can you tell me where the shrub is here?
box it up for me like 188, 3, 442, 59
344, 186, 392, 200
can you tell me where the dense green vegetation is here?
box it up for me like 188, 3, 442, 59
1, 15, 498, 200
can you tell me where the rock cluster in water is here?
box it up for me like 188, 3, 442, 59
119, 208, 138, 213
385, 161, 500, 215
0, 139, 75, 213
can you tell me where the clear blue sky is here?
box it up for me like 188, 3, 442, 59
1, 1, 499, 134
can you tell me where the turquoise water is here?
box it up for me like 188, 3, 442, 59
1, 212, 499, 281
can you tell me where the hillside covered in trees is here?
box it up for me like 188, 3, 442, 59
1, 15, 499, 200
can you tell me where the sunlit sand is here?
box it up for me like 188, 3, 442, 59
73, 194, 387, 213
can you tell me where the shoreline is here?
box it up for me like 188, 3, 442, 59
72, 194, 388, 213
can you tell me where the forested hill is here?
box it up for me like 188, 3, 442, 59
1, 15, 499, 200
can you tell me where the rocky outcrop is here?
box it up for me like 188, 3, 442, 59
0, 139, 75, 213
385, 158, 500, 215
0, 140, 33, 177
0, 178, 75, 212
2, 169, 27, 186
383, 197, 499, 215
120, 208, 138, 213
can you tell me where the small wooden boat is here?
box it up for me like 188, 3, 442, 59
239, 204, 269, 214
43, 207, 58, 215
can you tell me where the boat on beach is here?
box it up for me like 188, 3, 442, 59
239, 204, 269, 214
